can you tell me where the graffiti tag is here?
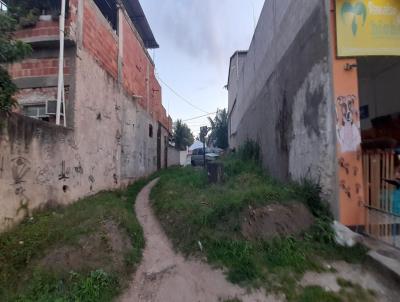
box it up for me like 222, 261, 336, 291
58, 160, 70, 181
11, 157, 30, 184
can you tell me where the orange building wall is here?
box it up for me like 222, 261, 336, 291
330, 0, 365, 226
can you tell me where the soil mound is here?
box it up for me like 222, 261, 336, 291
241, 203, 314, 240
39, 220, 131, 274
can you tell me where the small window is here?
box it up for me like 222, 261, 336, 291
149, 124, 153, 138
23, 104, 49, 121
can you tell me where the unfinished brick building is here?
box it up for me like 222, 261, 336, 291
0, 0, 172, 230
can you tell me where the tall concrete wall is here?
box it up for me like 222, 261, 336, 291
0, 49, 160, 231
228, 0, 338, 211
0, 0, 174, 231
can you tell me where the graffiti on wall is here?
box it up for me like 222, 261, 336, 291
11, 157, 30, 185
36, 166, 53, 185
58, 160, 70, 181
11, 157, 31, 218
74, 162, 84, 174
336, 95, 361, 153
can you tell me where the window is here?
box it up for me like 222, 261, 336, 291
0, 1, 7, 11
23, 104, 50, 121
149, 124, 153, 138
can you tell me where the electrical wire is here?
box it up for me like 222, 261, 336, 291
157, 76, 210, 114
182, 112, 217, 122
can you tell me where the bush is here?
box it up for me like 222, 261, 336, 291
0, 67, 18, 112
237, 139, 261, 162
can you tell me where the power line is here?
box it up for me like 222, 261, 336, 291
157, 76, 210, 114
182, 112, 217, 122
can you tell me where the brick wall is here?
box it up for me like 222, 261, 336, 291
13, 20, 61, 40
121, 14, 170, 130
8, 58, 70, 78
122, 15, 147, 107
83, 1, 118, 79
9, 0, 171, 130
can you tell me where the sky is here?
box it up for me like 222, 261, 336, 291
140, 0, 265, 137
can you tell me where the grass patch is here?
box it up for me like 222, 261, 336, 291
337, 278, 376, 302
151, 154, 368, 300
0, 177, 152, 301
296, 283, 376, 302
297, 286, 341, 302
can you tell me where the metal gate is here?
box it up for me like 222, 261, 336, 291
363, 150, 400, 248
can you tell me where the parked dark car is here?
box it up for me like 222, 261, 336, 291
191, 148, 219, 166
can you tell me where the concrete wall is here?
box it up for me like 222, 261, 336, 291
228, 51, 247, 148
0, 48, 161, 231
167, 148, 187, 167
0, 0, 171, 231
228, 0, 338, 210
167, 147, 181, 167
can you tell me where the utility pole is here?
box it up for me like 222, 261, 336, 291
200, 126, 209, 169
56, 0, 66, 126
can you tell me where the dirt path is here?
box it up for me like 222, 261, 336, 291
119, 179, 277, 302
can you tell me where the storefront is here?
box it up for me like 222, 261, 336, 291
331, 0, 400, 247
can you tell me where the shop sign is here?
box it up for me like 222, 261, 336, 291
336, 0, 400, 56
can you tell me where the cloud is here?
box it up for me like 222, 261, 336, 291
160, 1, 225, 65
142, 0, 264, 73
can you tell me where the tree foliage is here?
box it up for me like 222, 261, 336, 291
208, 109, 229, 149
173, 119, 194, 151
0, 11, 31, 112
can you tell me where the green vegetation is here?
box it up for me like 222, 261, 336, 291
0, 11, 32, 113
208, 108, 229, 149
173, 119, 194, 151
0, 178, 151, 301
7, 0, 62, 28
297, 283, 376, 302
298, 286, 341, 302
337, 278, 376, 302
151, 144, 368, 301
221, 298, 242, 302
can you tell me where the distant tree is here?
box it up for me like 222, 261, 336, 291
0, 11, 31, 113
173, 119, 194, 151
207, 109, 228, 149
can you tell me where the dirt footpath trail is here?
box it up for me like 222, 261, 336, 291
119, 179, 277, 302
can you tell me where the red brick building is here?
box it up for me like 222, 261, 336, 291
7, 0, 171, 130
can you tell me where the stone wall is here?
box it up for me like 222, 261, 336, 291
227, 0, 338, 213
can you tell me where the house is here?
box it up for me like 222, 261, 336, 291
227, 0, 400, 247
0, 0, 172, 231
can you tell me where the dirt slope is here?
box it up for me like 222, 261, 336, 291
119, 179, 279, 302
